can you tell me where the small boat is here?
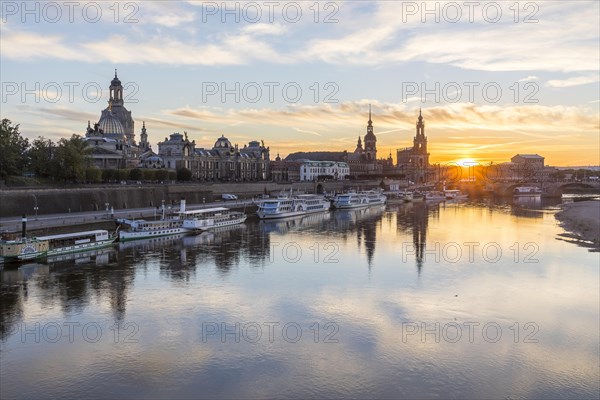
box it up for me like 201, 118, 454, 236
513, 186, 542, 197
425, 191, 446, 201
444, 189, 468, 200
257, 194, 330, 219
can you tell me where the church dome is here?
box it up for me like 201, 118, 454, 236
214, 135, 232, 149
98, 112, 125, 136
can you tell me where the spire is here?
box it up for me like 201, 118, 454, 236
368, 104, 372, 125
115, 68, 118, 78
418, 108, 423, 122
142, 121, 146, 129
87, 120, 91, 128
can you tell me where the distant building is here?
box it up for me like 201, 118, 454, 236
511, 154, 544, 168
83, 70, 150, 169
158, 133, 270, 181
285, 106, 382, 178
396, 109, 431, 183
496, 154, 555, 180
298, 160, 350, 181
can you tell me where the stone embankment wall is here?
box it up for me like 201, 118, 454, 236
0, 180, 358, 217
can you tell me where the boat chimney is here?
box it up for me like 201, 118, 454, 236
180, 198, 186, 213
21, 214, 27, 238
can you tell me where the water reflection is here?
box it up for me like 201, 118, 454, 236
1, 201, 598, 399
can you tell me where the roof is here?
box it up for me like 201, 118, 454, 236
513, 154, 544, 159
286, 151, 346, 162
38, 230, 109, 240
179, 207, 229, 215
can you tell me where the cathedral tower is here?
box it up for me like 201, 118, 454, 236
363, 104, 377, 161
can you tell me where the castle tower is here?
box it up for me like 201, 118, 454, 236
363, 104, 377, 162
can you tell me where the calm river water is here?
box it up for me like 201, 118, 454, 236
1, 198, 599, 399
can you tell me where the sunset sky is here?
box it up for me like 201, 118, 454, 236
1, 0, 599, 166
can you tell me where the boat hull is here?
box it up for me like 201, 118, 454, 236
257, 208, 329, 220
119, 228, 189, 242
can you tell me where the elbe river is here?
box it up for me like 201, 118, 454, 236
1, 197, 598, 399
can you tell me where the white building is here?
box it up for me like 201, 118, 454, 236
298, 160, 350, 181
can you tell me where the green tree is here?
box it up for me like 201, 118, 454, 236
129, 168, 143, 181
142, 169, 156, 182
117, 169, 129, 181
28, 136, 56, 178
102, 169, 117, 182
168, 171, 177, 181
156, 169, 169, 182
85, 167, 102, 183
0, 119, 29, 179
176, 167, 192, 181
54, 134, 91, 182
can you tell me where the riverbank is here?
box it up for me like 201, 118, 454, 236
555, 200, 600, 246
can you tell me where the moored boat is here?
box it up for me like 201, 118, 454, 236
513, 186, 542, 197
180, 207, 247, 231
332, 192, 369, 209
360, 190, 387, 206
444, 189, 468, 200
257, 194, 330, 219
425, 191, 446, 201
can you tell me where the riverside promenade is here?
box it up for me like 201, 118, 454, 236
0, 199, 256, 234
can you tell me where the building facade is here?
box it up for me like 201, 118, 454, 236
298, 160, 350, 181
158, 133, 270, 181
397, 110, 431, 183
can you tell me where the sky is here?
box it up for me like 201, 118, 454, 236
1, 0, 599, 166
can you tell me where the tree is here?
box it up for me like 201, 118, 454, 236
0, 119, 29, 179
102, 169, 117, 182
142, 169, 156, 182
54, 134, 91, 182
85, 167, 102, 183
176, 167, 192, 181
129, 168, 142, 181
155, 169, 169, 181
28, 136, 56, 178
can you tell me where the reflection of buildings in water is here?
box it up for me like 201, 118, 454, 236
510, 196, 544, 219
334, 206, 386, 268
395, 202, 432, 274
0, 264, 50, 341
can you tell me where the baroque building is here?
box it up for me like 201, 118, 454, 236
284, 106, 382, 178
84, 71, 151, 169
397, 109, 431, 183
158, 133, 270, 181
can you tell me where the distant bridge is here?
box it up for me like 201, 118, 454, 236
490, 181, 600, 197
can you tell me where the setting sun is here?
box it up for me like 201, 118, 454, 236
454, 158, 479, 167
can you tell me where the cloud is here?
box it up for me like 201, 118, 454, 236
518, 76, 539, 82
546, 74, 600, 88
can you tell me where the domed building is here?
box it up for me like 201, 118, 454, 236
158, 133, 270, 181
84, 71, 151, 169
